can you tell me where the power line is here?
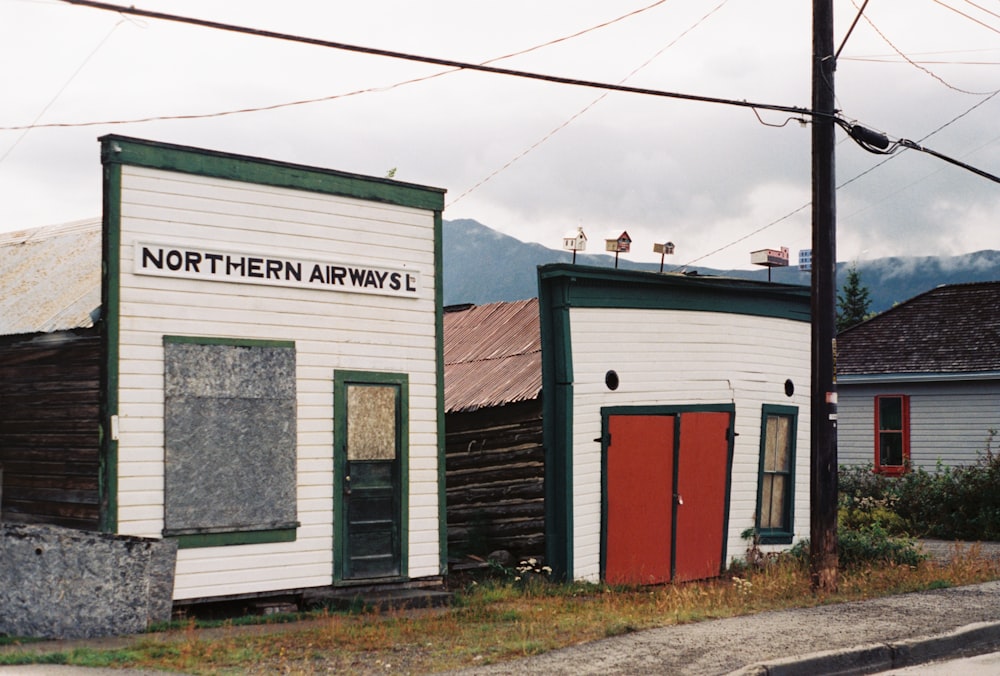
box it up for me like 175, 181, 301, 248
932, 0, 1000, 35
1, 1, 674, 132
55, 0, 819, 121
46, 0, 1000, 265
852, 0, 1000, 95
677, 87, 1000, 269
448, 0, 730, 208
0, 17, 124, 161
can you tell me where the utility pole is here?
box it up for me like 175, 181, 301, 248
811, 0, 839, 592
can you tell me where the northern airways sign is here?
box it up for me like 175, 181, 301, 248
134, 242, 420, 298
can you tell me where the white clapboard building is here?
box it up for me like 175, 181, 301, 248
537, 264, 811, 584
0, 135, 447, 603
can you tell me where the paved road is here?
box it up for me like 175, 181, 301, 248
450, 580, 1000, 675
880, 650, 1000, 674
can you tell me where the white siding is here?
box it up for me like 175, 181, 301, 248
568, 307, 811, 580
839, 380, 1000, 470
115, 166, 440, 600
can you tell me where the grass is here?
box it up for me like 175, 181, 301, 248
2, 550, 1000, 675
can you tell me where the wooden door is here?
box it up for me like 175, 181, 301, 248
673, 411, 732, 582
604, 414, 675, 585
340, 381, 402, 580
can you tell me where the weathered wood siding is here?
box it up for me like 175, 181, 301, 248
114, 164, 441, 600
567, 307, 811, 581
0, 330, 101, 530
446, 400, 543, 560
839, 380, 1000, 470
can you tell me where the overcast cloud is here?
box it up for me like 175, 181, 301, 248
2, 0, 998, 270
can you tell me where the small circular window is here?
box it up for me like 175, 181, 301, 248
784, 379, 795, 397
605, 370, 620, 391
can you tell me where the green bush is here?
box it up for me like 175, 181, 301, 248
839, 430, 1000, 541
789, 523, 925, 569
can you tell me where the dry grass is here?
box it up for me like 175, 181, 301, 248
4, 553, 1000, 675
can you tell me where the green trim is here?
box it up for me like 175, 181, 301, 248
333, 370, 409, 583
539, 270, 575, 580
174, 528, 298, 550
538, 264, 810, 322
601, 404, 737, 416
163, 335, 295, 348
100, 135, 445, 212
433, 211, 448, 575
755, 404, 798, 545
99, 159, 122, 533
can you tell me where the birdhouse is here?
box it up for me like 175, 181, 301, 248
750, 246, 790, 267
653, 241, 675, 255
605, 230, 632, 253
563, 227, 588, 252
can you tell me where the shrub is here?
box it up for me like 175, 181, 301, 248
788, 523, 925, 569
839, 429, 1000, 541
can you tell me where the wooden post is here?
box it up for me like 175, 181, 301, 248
811, 0, 839, 592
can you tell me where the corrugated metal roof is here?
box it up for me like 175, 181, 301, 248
0, 219, 101, 336
838, 281, 1000, 375
444, 298, 541, 413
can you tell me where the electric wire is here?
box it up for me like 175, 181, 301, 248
676, 86, 1000, 270
46, 0, 819, 124
960, 0, 1000, 21
853, 0, 1000, 95
0, 18, 124, 162
447, 0, 729, 208
29, 0, 1000, 266
3, 1, 672, 131
932, 0, 1000, 35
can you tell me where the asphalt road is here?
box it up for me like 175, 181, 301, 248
449, 580, 1000, 675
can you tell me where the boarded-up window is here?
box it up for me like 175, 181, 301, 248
756, 405, 797, 545
162, 337, 298, 544
347, 385, 398, 461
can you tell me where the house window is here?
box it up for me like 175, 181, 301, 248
875, 395, 910, 475
756, 405, 797, 544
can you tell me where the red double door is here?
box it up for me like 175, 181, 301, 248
603, 410, 732, 585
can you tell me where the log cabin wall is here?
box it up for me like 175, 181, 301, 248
0, 328, 101, 530
445, 399, 544, 560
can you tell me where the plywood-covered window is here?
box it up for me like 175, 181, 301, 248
756, 404, 797, 545
162, 336, 298, 548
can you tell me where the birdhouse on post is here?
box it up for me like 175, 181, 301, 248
563, 227, 587, 264
750, 246, 790, 282
605, 230, 632, 269
653, 241, 675, 273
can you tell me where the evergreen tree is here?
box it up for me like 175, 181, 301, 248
837, 264, 873, 331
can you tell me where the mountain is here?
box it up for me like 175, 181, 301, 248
442, 218, 1000, 313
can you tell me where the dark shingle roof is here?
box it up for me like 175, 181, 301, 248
837, 281, 1000, 376
443, 298, 541, 413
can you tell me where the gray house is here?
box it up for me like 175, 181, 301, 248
837, 281, 1000, 474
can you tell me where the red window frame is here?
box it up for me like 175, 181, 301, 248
874, 394, 910, 475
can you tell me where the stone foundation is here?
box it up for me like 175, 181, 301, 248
0, 523, 177, 639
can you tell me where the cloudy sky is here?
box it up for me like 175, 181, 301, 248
2, 0, 998, 269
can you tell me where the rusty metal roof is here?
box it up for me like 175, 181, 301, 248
444, 298, 541, 413
0, 219, 101, 336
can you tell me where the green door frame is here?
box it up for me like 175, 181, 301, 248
333, 370, 409, 583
